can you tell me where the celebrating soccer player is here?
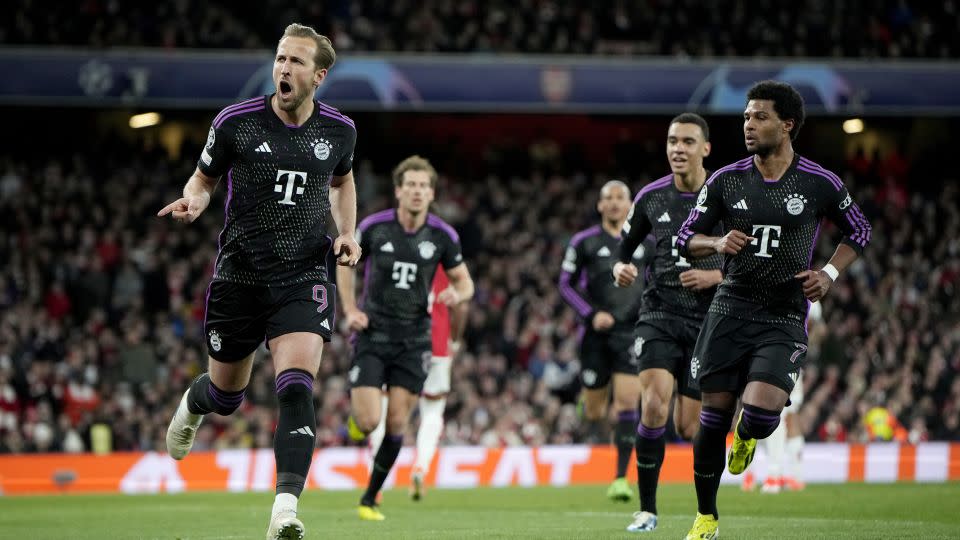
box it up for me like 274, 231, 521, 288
558, 180, 647, 502
161, 23, 360, 540
613, 113, 723, 532
675, 81, 872, 540
338, 155, 474, 521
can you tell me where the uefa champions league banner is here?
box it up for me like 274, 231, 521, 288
0, 443, 957, 495
6, 48, 960, 114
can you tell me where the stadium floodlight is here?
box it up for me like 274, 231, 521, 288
129, 112, 162, 129
842, 118, 864, 134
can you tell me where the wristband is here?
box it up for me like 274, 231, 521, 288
821, 264, 839, 281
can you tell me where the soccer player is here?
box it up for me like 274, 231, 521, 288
613, 113, 723, 532
365, 269, 469, 501
338, 155, 474, 521
675, 81, 871, 539
559, 180, 645, 502
161, 24, 359, 540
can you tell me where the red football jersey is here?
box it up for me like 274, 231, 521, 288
430, 270, 451, 356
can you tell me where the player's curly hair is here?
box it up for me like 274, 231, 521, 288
747, 80, 805, 141
392, 155, 438, 188
281, 23, 336, 71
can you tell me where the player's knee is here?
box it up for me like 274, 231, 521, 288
385, 414, 410, 435
582, 400, 606, 422
676, 419, 699, 441
640, 392, 668, 426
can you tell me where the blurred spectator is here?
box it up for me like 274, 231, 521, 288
7, 1, 960, 59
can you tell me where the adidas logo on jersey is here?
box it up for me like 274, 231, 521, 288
597, 246, 611, 257
320, 319, 330, 330
255, 142, 272, 153
657, 212, 671, 223
290, 426, 315, 436
734, 199, 749, 210
380, 242, 394, 253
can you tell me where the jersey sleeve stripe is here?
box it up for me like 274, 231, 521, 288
357, 209, 395, 233
212, 97, 264, 126
558, 270, 593, 317
795, 161, 872, 246
315, 107, 356, 130
569, 225, 601, 247
427, 214, 460, 243
214, 104, 265, 128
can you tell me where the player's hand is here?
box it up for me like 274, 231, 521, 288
612, 262, 639, 287
344, 309, 369, 332
157, 195, 209, 223
713, 230, 755, 255
333, 234, 361, 266
592, 311, 615, 331
795, 269, 832, 302
679, 269, 721, 291
437, 287, 461, 306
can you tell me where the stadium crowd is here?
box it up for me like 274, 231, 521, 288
0, 129, 957, 454
6, 0, 960, 59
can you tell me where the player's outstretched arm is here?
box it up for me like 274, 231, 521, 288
157, 168, 218, 223
336, 263, 368, 331
330, 171, 360, 266
438, 263, 474, 306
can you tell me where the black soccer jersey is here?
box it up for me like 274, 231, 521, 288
356, 210, 463, 337
676, 155, 871, 328
560, 225, 646, 331
618, 174, 723, 322
198, 95, 357, 286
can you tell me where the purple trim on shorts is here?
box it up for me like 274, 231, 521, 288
358, 209, 396, 234
203, 283, 212, 329
427, 214, 460, 244
633, 174, 673, 203
386, 434, 404, 443
618, 410, 639, 423
214, 104, 264, 128
276, 371, 314, 393
637, 423, 666, 439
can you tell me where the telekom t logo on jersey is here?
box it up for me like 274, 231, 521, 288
275, 170, 307, 205
751, 225, 782, 258
392, 261, 418, 289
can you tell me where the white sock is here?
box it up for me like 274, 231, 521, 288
272, 492, 298, 517
764, 420, 786, 479
368, 394, 389, 469
414, 397, 446, 473
786, 435, 804, 479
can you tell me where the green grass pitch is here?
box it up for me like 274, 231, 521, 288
1, 483, 957, 539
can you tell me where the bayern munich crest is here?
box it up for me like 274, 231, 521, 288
313, 138, 331, 160
784, 193, 808, 215
208, 330, 222, 352
419, 241, 437, 259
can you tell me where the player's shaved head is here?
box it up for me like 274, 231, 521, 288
601, 180, 630, 198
